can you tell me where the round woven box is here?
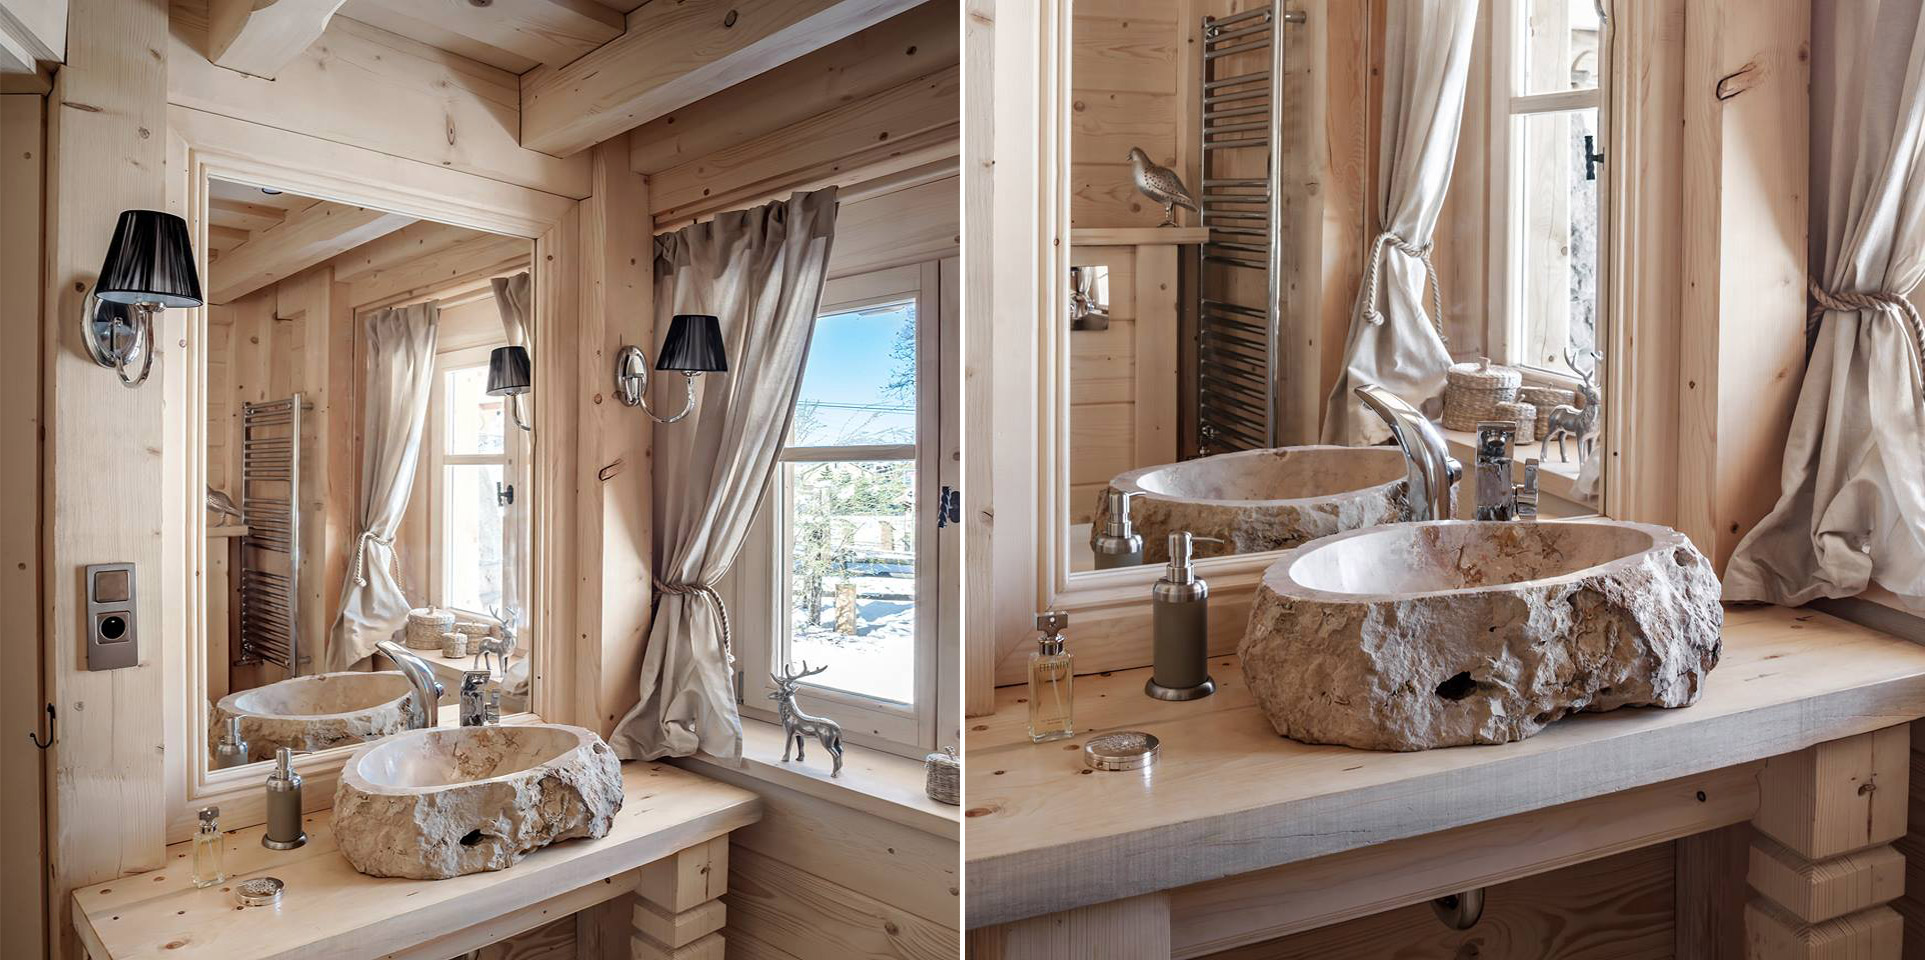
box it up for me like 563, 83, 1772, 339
1442, 359, 1523, 432
924, 747, 960, 805
440, 632, 469, 659
404, 608, 456, 650
1518, 385, 1577, 438
453, 620, 493, 638
1495, 400, 1537, 444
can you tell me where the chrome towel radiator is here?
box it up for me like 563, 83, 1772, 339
1195, 4, 1303, 455
238, 394, 303, 672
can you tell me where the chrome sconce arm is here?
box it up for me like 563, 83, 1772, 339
82, 297, 158, 389
613, 345, 700, 424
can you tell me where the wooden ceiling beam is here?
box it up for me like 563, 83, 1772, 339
210, 201, 415, 304
343, 0, 621, 72
326, 220, 480, 285
207, 0, 350, 79
519, 0, 928, 157
628, 0, 956, 174
342, 231, 530, 308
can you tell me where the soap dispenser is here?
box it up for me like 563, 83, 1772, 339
1090, 489, 1145, 569
1147, 532, 1217, 701
1027, 612, 1076, 743
212, 716, 249, 770
262, 747, 307, 850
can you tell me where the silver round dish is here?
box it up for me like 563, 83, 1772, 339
1083, 731, 1160, 771
235, 876, 284, 907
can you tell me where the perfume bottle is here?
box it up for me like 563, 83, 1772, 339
191, 806, 226, 888
1028, 612, 1075, 742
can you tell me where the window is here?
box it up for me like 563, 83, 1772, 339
425, 344, 525, 619
1488, 0, 1605, 381
730, 262, 957, 757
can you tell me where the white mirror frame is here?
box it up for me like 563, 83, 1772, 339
160, 107, 581, 842
969, 1, 1660, 703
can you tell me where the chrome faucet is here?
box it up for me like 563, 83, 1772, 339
1472, 421, 1540, 521
1355, 385, 1461, 521
459, 670, 500, 726
375, 640, 445, 729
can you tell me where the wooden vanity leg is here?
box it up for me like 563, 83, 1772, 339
1745, 725, 1908, 958
629, 835, 729, 960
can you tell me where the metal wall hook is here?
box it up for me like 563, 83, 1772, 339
27, 703, 54, 749
1430, 888, 1485, 930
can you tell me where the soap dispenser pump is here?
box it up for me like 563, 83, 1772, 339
1090, 489, 1145, 569
262, 747, 307, 850
212, 716, 249, 770
1147, 531, 1218, 701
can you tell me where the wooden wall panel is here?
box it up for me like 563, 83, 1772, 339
42, 1, 171, 956
0, 90, 47, 960
1070, 0, 1186, 230
1199, 843, 1675, 960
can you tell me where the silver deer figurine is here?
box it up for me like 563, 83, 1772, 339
769, 662, 844, 778
1542, 347, 1603, 465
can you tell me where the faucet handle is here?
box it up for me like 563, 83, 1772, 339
1516, 459, 1541, 520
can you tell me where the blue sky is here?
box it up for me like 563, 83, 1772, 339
791, 302, 916, 446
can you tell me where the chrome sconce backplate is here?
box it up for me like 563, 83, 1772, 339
81, 295, 156, 389
614, 345, 700, 424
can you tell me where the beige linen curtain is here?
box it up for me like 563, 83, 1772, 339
610, 188, 839, 761
1321, 0, 1481, 445
327, 301, 439, 670
1725, 0, 1925, 609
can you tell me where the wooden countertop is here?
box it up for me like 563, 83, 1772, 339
73, 762, 759, 960
963, 603, 1925, 927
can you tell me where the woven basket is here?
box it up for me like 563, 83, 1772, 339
440, 632, 468, 659
1495, 400, 1537, 444
404, 608, 456, 650
924, 747, 960, 806
1441, 359, 1523, 432
453, 620, 493, 638
1518, 385, 1577, 438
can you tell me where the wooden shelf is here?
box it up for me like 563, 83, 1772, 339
1072, 226, 1210, 247
72, 762, 759, 960
963, 604, 1925, 927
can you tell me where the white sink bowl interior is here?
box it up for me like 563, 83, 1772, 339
211, 671, 414, 763
1097, 445, 1425, 562
351, 724, 585, 790
1239, 520, 1724, 751
333, 723, 624, 880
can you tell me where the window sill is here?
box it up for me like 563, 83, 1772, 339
672, 717, 960, 840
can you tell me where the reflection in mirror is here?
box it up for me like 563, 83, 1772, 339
200, 177, 536, 771
1064, 0, 1610, 575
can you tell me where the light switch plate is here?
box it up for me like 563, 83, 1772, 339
85, 562, 137, 671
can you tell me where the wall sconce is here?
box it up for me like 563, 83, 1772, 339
613, 314, 728, 424
82, 210, 204, 388
486, 345, 533, 432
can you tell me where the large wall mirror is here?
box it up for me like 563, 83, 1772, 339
191, 173, 540, 776
1059, 0, 1614, 580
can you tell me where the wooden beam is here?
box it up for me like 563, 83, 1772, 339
648, 63, 958, 225
325, 220, 478, 285
207, 0, 349, 79
342, 231, 529, 308
628, 0, 957, 174
519, 0, 927, 157
209, 201, 414, 304
348, 0, 620, 70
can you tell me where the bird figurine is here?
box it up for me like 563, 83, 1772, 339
1128, 147, 1199, 227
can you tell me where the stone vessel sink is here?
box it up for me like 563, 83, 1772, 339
211, 671, 414, 763
333, 723, 623, 879
1095, 445, 1424, 563
1239, 520, 1723, 751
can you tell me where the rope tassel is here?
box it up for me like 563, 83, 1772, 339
1809, 282, 1925, 394
1361, 230, 1447, 345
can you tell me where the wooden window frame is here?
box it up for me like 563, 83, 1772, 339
423, 344, 528, 621
725, 262, 951, 758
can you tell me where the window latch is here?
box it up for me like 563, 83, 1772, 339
733, 669, 745, 705
936, 485, 962, 529
1583, 135, 1605, 182
496, 482, 515, 507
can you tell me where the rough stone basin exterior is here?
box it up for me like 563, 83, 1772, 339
333, 723, 624, 879
1095, 445, 1426, 563
211, 671, 414, 763
1238, 520, 1723, 750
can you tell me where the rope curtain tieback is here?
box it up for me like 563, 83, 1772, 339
349, 530, 393, 587
653, 577, 734, 666
1360, 230, 1448, 345
1810, 282, 1925, 394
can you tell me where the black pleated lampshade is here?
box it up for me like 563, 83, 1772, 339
487, 345, 532, 396
657, 315, 728, 373
94, 210, 204, 308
